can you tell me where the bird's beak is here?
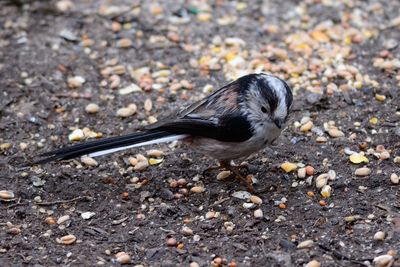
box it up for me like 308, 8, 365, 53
273, 119, 283, 129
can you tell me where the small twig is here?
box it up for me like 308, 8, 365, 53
36, 196, 90, 206
209, 197, 230, 208
7, 197, 26, 209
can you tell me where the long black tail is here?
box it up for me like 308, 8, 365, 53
33, 130, 184, 165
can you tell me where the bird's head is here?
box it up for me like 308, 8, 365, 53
240, 73, 293, 130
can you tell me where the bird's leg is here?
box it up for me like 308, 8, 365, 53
220, 160, 254, 192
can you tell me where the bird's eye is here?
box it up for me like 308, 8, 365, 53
261, 106, 267, 113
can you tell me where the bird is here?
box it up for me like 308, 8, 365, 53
33, 73, 293, 191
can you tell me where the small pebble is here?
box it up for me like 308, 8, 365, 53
394, 156, 400, 164
85, 103, 99, 114
134, 160, 149, 171
374, 231, 385, 241
249, 195, 263, 205
81, 212, 95, 220
355, 167, 371, 177
254, 209, 263, 218
390, 173, 399, 184
115, 252, 131, 264
297, 240, 314, 249
189, 262, 200, 267
56, 234, 76, 245
81, 156, 98, 167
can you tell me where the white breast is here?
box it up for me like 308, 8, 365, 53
190, 122, 282, 161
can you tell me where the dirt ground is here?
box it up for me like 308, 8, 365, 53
0, 0, 399, 266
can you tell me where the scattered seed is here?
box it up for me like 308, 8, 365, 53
116, 105, 136, 117
243, 203, 255, 209
109, 75, 121, 89
355, 167, 371, 177
0, 190, 15, 201
328, 129, 344, 138
146, 149, 163, 158
315, 174, 329, 188
297, 240, 314, 249
249, 195, 263, 205
144, 98, 152, 112
307, 191, 315, 197
0, 143, 12, 150
134, 160, 149, 171
278, 203, 286, 209
182, 226, 193, 236
116, 38, 132, 48
56, 234, 76, 245
7, 227, 21, 235
81, 212, 95, 220
217, 170, 231, 180
57, 215, 70, 225
349, 153, 369, 164
45, 216, 56, 225
254, 209, 263, 218
167, 237, 176, 246
375, 94, 386, 101
344, 215, 361, 222
67, 76, 85, 89
190, 186, 205, 193
319, 200, 327, 206
205, 211, 216, 219
300, 121, 313, 132
85, 103, 99, 114
69, 129, 84, 142
374, 231, 386, 241
81, 156, 98, 167
115, 252, 131, 264
305, 166, 315, 176
297, 167, 306, 179
390, 173, 399, 184
327, 170, 336, 180
320, 185, 332, 198
305, 260, 321, 267
148, 158, 163, 165
380, 151, 390, 160
373, 255, 394, 267
394, 156, 400, 164
281, 162, 297, 173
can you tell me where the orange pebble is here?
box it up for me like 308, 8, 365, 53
278, 203, 286, 209
305, 166, 315, 176
45, 216, 56, 225
229, 261, 237, 267
183, 218, 191, 224
176, 243, 184, 249
319, 200, 327, 206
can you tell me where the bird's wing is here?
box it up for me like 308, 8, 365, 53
147, 80, 253, 142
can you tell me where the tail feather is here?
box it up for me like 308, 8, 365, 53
33, 130, 187, 165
